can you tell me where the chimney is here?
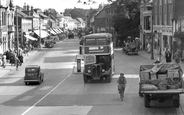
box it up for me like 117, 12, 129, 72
27, 5, 30, 11
30, 6, 33, 16
23, 3, 27, 11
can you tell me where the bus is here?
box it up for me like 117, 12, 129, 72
81, 33, 115, 83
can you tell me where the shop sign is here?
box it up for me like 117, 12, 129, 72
1, 26, 8, 32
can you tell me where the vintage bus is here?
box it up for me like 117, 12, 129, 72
81, 33, 115, 83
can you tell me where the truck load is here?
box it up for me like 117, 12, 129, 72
139, 63, 184, 108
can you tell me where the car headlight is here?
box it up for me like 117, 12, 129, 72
102, 69, 105, 73
87, 69, 91, 73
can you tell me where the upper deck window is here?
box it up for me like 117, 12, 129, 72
85, 38, 109, 46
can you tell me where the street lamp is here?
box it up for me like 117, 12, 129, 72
149, 3, 154, 60
39, 18, 41, 49
15, 6, 19, 70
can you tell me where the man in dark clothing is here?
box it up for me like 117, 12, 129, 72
165, 48, 172, 63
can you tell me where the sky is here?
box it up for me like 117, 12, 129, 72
13, 0, 109, 13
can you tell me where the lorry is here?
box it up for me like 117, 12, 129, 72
122, 42, 138, 55
139, 63, 184, 108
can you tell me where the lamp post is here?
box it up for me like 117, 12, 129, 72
16, 6, 19, 70
39, 18, 41, 49
150, 3, 154, 60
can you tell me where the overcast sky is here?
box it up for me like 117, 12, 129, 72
13, 0, 109, 13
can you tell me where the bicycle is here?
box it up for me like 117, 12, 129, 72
118, 85, 125, 101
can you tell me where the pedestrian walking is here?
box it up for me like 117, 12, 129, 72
117, 73, 127, 101
147, 43, 151, 53
2, 53, 6, 68
174, 49, 181, 64
165, 48, 172, 63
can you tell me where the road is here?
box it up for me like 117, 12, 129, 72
0, 38, 184, 115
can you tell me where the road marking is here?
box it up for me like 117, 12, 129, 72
112, 74, 139, 78
21, 74, 71, 115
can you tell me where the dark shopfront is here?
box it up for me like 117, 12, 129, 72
143, 33, 151, 50
174, 32, 184, 60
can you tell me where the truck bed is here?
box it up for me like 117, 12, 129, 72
140, 88, 184, 94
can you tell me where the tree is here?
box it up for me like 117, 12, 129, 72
112, 1, 140, 41
43, 8, 58, 19
64, 8, 90, 20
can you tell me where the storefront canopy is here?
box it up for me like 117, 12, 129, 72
49, 29, 57, 35
24, 34, 37, 41
34, 30, 50, 38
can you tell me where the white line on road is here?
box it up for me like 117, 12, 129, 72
21, 74, 71, 115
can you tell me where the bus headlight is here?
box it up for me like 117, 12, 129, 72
102, 69, 105, 73
87, 69, 91, 73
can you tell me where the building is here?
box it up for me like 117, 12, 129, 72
0, 0, 14, 53
140, 0, 184, 58
76, 18, 85, 29
94, 8, 106, 33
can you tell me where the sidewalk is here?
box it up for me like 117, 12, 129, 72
0, 50, 38, 78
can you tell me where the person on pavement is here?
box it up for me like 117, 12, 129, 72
117, 73, 127, 101
174, 49, 181, 64
165, 48, 172, 63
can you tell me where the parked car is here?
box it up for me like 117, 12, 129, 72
45, 39, 54, 48
68, 31, 74, 39
122, 43, 138, 55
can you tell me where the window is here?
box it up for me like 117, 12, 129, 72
159, 0, 162, 5
164, 0, 167, 4
85, 38, 108, 46
168, 0, 172, 3
164, 13, 167, 25
169, 13, 172, 25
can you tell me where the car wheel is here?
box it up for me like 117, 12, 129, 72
25, 82, 29, 85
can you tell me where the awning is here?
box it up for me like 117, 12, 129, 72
52, 28, 60, 34
34, 30, 50, 38
49, 29, 57, 35
24, 35, 37, 41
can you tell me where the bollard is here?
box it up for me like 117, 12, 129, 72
77, 59, 81, 72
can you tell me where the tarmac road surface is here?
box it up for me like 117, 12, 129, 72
0, 38, 184, 115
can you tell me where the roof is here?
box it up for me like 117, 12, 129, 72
39, 13, 48, 18
84, 33, 112, 39
77, 18, 84, 23
26, 65, 40, 68
17, 10, 29, 18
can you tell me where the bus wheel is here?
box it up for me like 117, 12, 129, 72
106, 75, 111, 83
83, 75, 88, 83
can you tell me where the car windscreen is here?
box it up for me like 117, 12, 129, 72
85, 55, 96, 64
26, 68, 37, 72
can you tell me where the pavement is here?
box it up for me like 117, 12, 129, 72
0, 50, 38, 78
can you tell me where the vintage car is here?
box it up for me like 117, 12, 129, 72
45, 39, 54, 48
24, 65, 44, 85
122, 43, 138, 55
68, 31, 74, 39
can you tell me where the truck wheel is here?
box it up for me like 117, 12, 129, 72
173, 94, 180, 108
83, 75, 88, 83
25, 82, 29, 85
144, 94, 150, 107
106, 75, 111, 83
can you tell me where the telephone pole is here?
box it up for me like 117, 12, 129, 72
150, 3, 154, 60
16, 6, 19, 70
